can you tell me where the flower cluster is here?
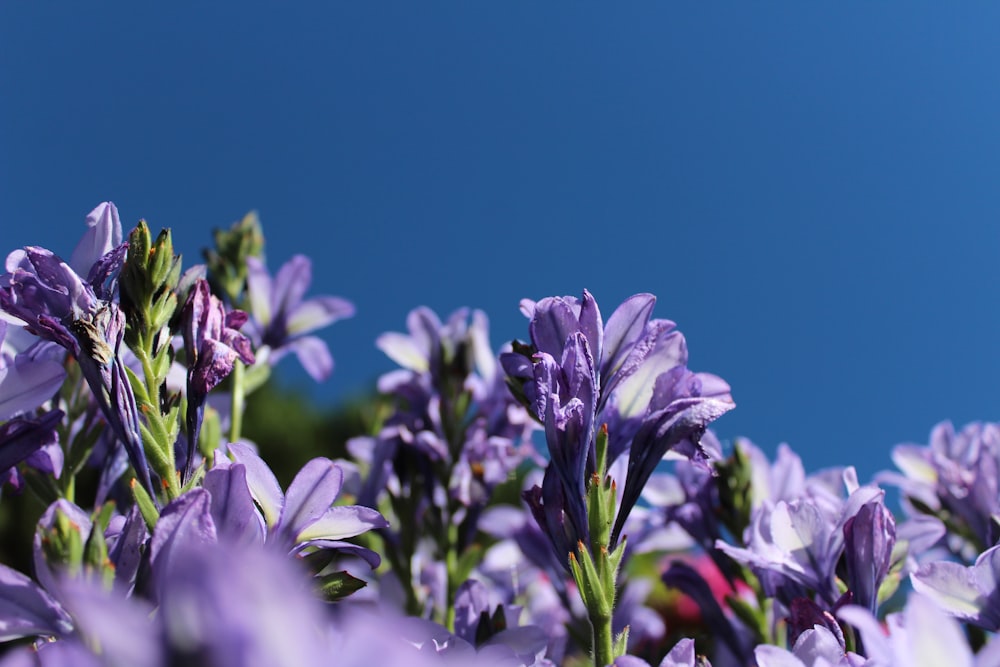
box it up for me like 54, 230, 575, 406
3, 203, 1000, 667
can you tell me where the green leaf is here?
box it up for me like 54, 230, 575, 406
131, 479, 160, 531
316, 570, 368, 601
124, 365, 150, 404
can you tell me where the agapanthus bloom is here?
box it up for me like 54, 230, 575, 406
502, 290, 733, 564
910, 541, 1000, 630
715, 473, 890, 608
880, 420, 1000, 558
0, 215, 154, 495
244, 254, 354, 382
180, 278, 255, 474
209, 442, 387, 565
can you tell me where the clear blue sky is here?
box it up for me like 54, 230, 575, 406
3, 4, 999, 481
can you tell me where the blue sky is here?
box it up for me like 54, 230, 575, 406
3, 4, 999, 481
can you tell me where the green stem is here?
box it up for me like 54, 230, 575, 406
229, 361, 245, 443
444, 520, 459, 632
589, 609, 614, 667
136, 346, 180, 500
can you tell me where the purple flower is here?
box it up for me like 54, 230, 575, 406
504, 290, 733, 563
0, 244, 153, 496
0, 410, 63, 489
0, 562, 74, 642
0, 320, 66, 422
245, 254, 354, 382
880, 420, 1000, 557
219, 442, 387, 565
716, 481, 885, 607
69, 203, 123, 278
182, 279, 255, 398
911, 542, 1000, 630
181, 279, 254, 474
838, 593, 1000, 667
843, 499, 896, 614
361, 304, 537, 589
612, 638, 712, 667
611, 366, 734, 547
754, 624, 865, 667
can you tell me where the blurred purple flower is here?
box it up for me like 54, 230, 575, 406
880, 420, 1000, 557
0, 562, 74, 642
911, 541, 1000, 630
0, 410, 63, 490
843, 499, 896, 614
839, 593, 1000, 667
754, 624, 865, 667
612, 638, 712, 667
245, 254, 354, 382
0, 320, 66, 422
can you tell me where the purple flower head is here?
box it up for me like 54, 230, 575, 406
612, 367, 733, 547
0, 241, 153, 496
245, 254, 354, 382
838, 593, 1000, 667
910, 541, 1000, 631
182, 279, 255, 398
754, 622, 864, 667
219, 443, 387, 568
716, 479, 886, 608
504, 290, 733, 565
843, 498, 896, 614
880, 420, 1000, 556
181, 279, 254, 475
369, 306, 536, 527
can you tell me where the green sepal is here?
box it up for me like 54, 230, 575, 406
455, 544, 483, 583
203, 211, 264, 305
197, 406, 223, 460
572, 545, 611, 618
83, 516, 114, 590
612, 626, 630, 659
151, 339, 174, 382
131, 478, 160, 531
242, 362, 272, 396
124, 365, 150, 405
316, 570, 367, 601
65, 420, 103, 477
149, 228, 177, 288
181, 462, 206, 494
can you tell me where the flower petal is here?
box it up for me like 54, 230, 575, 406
286, 296, 355, 336
289, 335, 334, 382
69, 202, 123, 277
280, 458, 344, 541
227, 442, 285, 528
0, 562, 74, 641
296, 505, 388, 542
